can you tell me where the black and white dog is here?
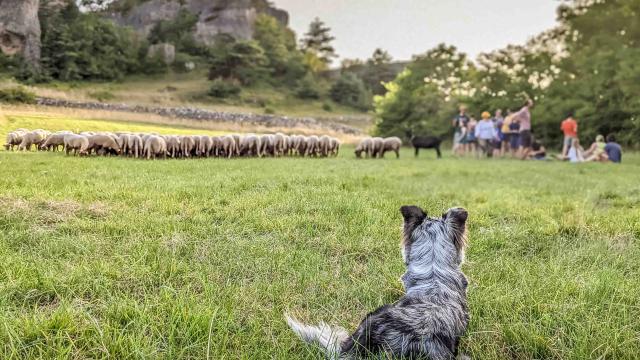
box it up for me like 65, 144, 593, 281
287, 206, 469, 359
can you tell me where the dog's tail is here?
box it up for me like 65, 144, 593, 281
285, 314, 349, 358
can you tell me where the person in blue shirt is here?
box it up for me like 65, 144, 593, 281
604, 134, 623, 163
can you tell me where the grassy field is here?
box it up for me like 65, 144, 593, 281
1, 115, 639, 359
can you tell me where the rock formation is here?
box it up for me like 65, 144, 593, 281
0, 0, 41, 67
108, 0, 289, 45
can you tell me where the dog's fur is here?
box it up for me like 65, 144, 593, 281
287, 206, 469, 359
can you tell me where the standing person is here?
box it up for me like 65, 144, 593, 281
475, 111, 496, 158
492, 109, 505, 157
513, 99, 534, 160
452, 106, 469, 155
604, 134, 623, 163
507, 111, 520, 157
465, 115, 478, 157
560, 113, 578, 157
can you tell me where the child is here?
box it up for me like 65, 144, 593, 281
568, 138, 584, 163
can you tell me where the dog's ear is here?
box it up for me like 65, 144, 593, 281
401, 205, 427, 224
401, 205, 426, 236
444, 207, 467, 226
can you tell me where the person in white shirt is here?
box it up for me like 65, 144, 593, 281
475, 111, 496, 158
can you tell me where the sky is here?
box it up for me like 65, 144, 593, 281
271, 0, 560, 64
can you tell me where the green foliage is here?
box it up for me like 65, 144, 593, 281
322, 102, 333, 112
295, 74, 322, 100
148, 8, 202, 55
0, 87, 37, 104
264, 106, 276, 114
374, 45, 470, 138
208, 78, 241, 98
300, 17, 337, 68
329, 73, 371, 111
35, 2, 147, 82
207, 39, 269, 86
254, 14, 307, 83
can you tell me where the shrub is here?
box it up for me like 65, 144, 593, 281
322, 102, 333, 112
295, 74, 321, 99
329, 73, 371, 111
0, 87, 37, 104
208, 78, 241, 98
264, 107, 276, 114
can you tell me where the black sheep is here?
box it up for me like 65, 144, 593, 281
406, 130, 442, 158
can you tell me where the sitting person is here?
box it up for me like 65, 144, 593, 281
568, 138, 585, 163
584, 135, 608, 162
528, 138, 547, 160
604, 134, 623, 163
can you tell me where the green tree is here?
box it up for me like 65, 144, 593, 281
207, 39, 269, 85
148, 8, 201, 55
300, 17, 337, 68
330, 72, 371, 111
374, 45, 474, 139
253, 14, 307, 83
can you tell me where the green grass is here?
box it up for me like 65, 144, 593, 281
1, 117, 639, 358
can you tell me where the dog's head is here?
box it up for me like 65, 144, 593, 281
400, 206, 468, 266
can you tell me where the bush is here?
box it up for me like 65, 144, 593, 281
264, 107, 276, 114
329, 73, 371, 111
208, 78, 241, 98
295, 74, 321, 99
322, 102, 333, 112
0, 87, 37, 104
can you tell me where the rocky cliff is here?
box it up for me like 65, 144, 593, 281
0, 0, 41, 66
108, 0, 289, 44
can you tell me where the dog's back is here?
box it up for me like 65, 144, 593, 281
287, 206, 469, 359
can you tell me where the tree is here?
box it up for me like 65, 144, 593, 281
207, 39, 269, 85
147, 8, 201, 55
300, 17, 337, 68
368, 48, 392, 66
330, 73, 371, 111
374, 45, 474, 139
253, 14, 307, 83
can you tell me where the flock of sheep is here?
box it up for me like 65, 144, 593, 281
4, 128, 342, 159
354, 137, 403, 158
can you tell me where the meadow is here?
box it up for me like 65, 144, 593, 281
1, 113, 639, 359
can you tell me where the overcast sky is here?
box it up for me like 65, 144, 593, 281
271, 0, 560, 63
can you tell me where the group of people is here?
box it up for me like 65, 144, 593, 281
452, 100, 535, 159
557, 115, 622, 163
451, 100, 623, 163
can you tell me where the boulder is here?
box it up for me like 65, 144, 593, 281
0, 0, 41, 67
108, 0, 289, 45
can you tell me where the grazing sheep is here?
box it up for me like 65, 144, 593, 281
165, 136, 181, 158
305, 135, 320, 157
210, 136, 222, 157
371, 137, 385, 158
117, 134, 130, 155
84, 134, 122, 156
318, 135, 332, 157
143, 135, 167, 160
127, 134, 143, 158
231, 134, 242, 156
4, 130, 27, 151
355, 138, 373, 158
240, 134, 262, 157
192, 135, 202, 156
41, 132, 72, 152
381, 137, 403, 159
18, 130, 48, 151
220, 135, 237, 159
180, 135, 196, 158
292, 135, 306, 156
198, 135, 213, 157
286, 135, 295, 156
64, 134, 89, 156
260, 134, 275, 157
273, 133, 287, 157
329, 137, 341, 157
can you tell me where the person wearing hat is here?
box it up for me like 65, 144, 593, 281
475, 111, 497, 158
